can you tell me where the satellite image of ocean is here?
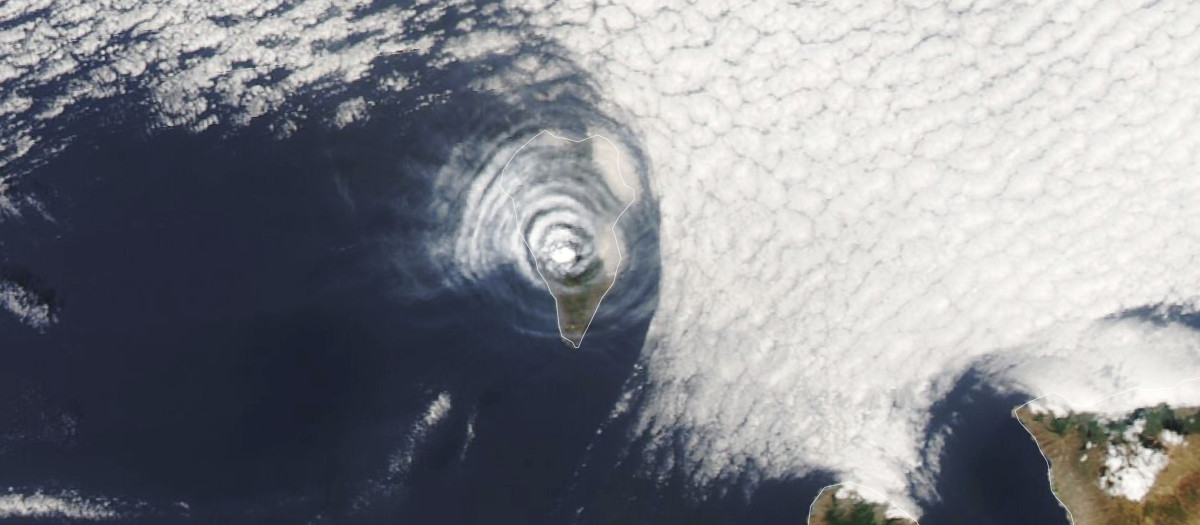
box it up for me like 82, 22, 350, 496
4, 0, 1200, 524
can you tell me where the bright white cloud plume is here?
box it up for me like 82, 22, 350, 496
504, 0, 1200, 515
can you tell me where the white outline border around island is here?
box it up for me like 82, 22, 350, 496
806, 481, 921, 525
1013, 376, 1200, 525
801, 375, 1200, 525
498, 129, 636, 349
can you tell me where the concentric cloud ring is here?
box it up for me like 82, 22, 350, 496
431, 112, 657, 348
500, 130, 636, 347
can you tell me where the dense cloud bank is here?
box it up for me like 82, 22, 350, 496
504, 0, 1200, 514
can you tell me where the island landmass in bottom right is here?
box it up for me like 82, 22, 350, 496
1017, 404, 1200, 525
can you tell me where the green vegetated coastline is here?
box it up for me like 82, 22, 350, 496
1018, 404, 1200, 525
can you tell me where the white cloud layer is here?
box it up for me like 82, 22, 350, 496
0, 0, 518, 217
987, 318, 1200, 415
503, 0, 1200, 515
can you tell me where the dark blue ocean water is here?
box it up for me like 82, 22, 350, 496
919, 372, 1070, 525
0, 100, 655, 523
0, 12, 1082, 522
0, 91, 843, 522
0, 107, 1084, 525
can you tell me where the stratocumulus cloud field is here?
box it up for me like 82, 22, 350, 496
507, 0, 1200, 515
4, 0, 1200, 521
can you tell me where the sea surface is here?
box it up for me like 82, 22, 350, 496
0, 88, 1079, 525
920, 371, 1070, 525
0, 89, 655, 522
0, 5, 1091, 522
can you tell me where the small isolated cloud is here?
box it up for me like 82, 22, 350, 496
388, 391, 453, 478
0, 277, 55, 330
0, 490, 118, 520
332, 97, 370, 128
347, 391, 460, 516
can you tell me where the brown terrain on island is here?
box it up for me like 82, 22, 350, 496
549, 263, 614, 346
1016, 404, 1200, 525
807, 488, 918, 525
